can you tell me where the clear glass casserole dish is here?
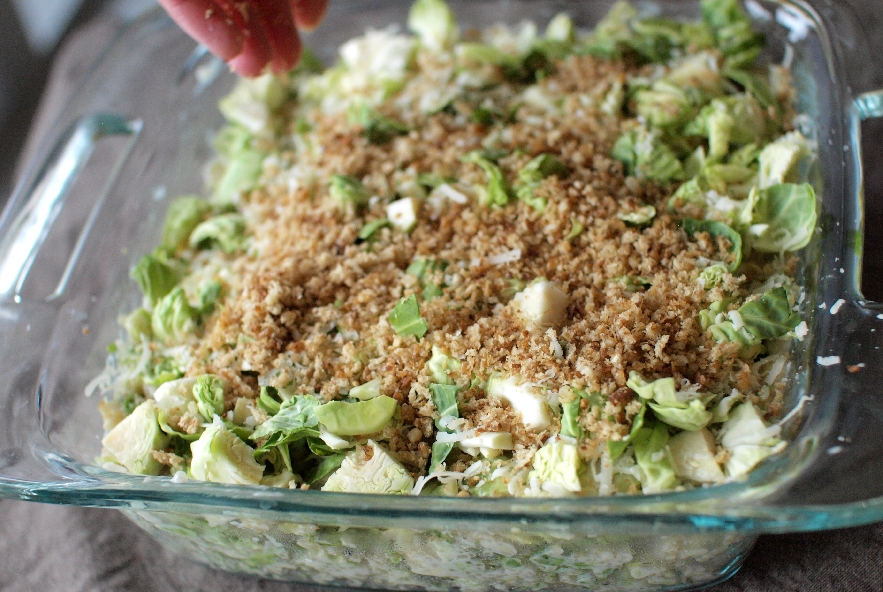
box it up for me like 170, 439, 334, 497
1, 1, 882, 590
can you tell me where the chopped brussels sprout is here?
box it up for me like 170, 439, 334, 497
512, 280, 568, 329
189, 213, 248, 254
706, 287, 800, 355
190, 419, 265, 485
758, 131, 810, 189
617, 204, 657, 227
681, 217, 743, 271
193, 374, 226, 422
666, 52, 723, 97
627, 373, 712, 431
257, 386, 283, 415
322, 440, 414, 494
667, 428, 724, 483
612, 128, 684, 183
429, 442, 455, 474
122, 308, 153, 341
608, 402, 646, 461
719, 402, 783, 477
584, 1, 638, 59
314, 396, 398, 436
750, 183, 817, 252
486, 374, 552, 431
101, 400, 169, 475
349, 378, 383, 400
161, 196, 212, 253
407, 0, 458, 51
389, 294, 429, 339
545, 13, 576, 44
626, 372, 709, 409
685, 94, 769, 151
218, 73, 287, 135
632, 418, 677, 493
564, 217, 585, 241
611, 275, 652, 293
329, 175, 371, 212
250, 395, 321, 451
515, 154, 569, 211
349, 102, 410, 144
318, 428, 354, 451
429, 383, 460, 424
150, 287, 198, 344
529, 440, 582, 494
131, 252, 181, 306
358, 218, 391, 240
458, 432, 514, 458
634, 80, 697, 129
698, 263, 729, 288
153, 377, 198, 418
737, 287, 801, 340
462, 151, 512, 207
700, 0, 764, 68
213, 149, 265, 206
600, 80, 626, 116
560, 393, 583, 439
427, 347, 461, 385
648, 398, 712, 431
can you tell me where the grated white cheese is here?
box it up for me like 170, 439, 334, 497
473, 249, 522, 267
171, 470, 190, 483
776, 6, 812, 42
727, 310, 745, 331
816, 355, 841, 367
547, 328, 564, 358
434, 429, 477, 443
435, 183, 468, 204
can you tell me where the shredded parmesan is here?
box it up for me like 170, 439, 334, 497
816, 355, 841, 367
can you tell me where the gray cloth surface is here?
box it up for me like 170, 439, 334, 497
3, 9, 883, 592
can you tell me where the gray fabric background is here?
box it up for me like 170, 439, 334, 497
2, 9, 883, 592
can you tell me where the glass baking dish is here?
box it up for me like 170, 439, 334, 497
1, 1, 882, 590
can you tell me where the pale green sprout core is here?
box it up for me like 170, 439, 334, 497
529, 440, 583, 494
193, 375, 226, 422
151, 287, 197, 344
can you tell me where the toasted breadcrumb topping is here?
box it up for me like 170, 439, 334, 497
180, 53, 783, 474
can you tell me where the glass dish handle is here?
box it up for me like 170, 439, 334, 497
0, 114, 142, 301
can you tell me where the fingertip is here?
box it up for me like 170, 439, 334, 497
228, 49, 268, 77
272, 39, 302, 73
204, 15, 246, 61
292, 0, 329, 32
251, 0, 302, 73
159, 0, 245, 61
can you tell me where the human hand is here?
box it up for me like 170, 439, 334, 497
157, 0, 329, 76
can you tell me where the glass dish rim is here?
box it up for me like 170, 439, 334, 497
2, 0, 883, 536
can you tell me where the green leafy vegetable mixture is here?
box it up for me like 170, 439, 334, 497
94, 0, 816, 497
